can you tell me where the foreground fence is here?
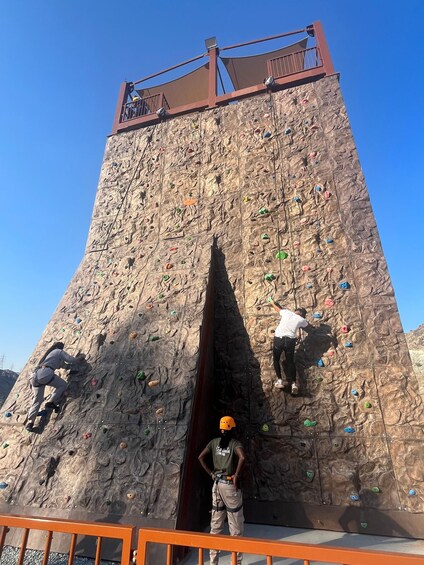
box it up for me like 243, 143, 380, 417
1, 514, 423, 564
0, 513, 134, 565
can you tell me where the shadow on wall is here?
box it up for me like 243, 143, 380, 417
211, 243, 274, 505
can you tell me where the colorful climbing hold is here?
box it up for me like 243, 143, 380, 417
284, 127, 292, 135
2, 443, 9, 449
341, 325, 349, 333
344, 426, 355, 433
364, 401, 372, 409
306, 470, 315, 481
313, 312, 322, 319
162, 275, 170, 281
183, 198, 197, 206
147, 380, 160, 388
371, 487, 380, 493
263, 131, 272, 139
165, 263, 173, 270
293, 196, 302, 203
129, 332, 138, 339
156, 407, 164, 415
243, 196, 250, 202
127, 491, 136, 500
344, 342, 353, 348
261, 424, 269, 432
144, 429, 150, 436
303, 419, 317, 427
146, 303, 153, 309
351, 389, 359, 396
306, 283, 314, 289
170, 310, 177, 316
136, 371, 146, 381
258, 207, 269, 215
264, 274, 276, 281
302, 265, 311, 272
119, 442, 128, 449
314, 185, 322, 192
317, 359, 324, 367
148, 336, 160, 342
76, 318, 82, 324
324, 298, 335, 307
326, 238, 334, 244
293, 241, 300, 247
261, 233, 270, 240
275, 251, 288, 260
0, 482, 8, 489
339, 281, 350, 290
90, 379, 98, 387
409, 489, 416, 496
4, 412, 12, 418
360, 522, 368, 529
324, 191, 331, 200
82, 432, 92, 440
350, 494, 360, 501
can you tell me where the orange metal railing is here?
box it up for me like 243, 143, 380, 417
136, 527, 424, 565
0, 513, 134, 565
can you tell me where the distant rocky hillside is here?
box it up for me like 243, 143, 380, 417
0, 369, 18, 408
406, 324, 424, 398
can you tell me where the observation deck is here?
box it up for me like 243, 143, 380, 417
111, 21, 336, 134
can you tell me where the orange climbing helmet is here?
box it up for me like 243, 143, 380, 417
220, 416, 236, 430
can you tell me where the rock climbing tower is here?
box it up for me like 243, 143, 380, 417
1, 21, 423, 548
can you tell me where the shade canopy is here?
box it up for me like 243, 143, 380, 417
137, 63, 210, 108
221, 38, 308, 90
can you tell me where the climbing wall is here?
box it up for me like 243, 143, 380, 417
1, 74, 423, 540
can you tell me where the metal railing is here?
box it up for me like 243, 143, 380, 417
268, 46, 322, 79
121, 92, 170, 122
0, 513, 134, 565
136, 527, 424, 565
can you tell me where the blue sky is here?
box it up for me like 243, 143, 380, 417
1, 0, 423, 371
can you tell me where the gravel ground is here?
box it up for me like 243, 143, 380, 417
0, 546, 117, 565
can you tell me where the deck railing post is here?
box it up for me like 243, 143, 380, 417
312, 20, 335, 76
207, 45, 218, 108
112, 82, 130, 134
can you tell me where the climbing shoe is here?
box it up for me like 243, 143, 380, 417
25, 422, 34, 432
291, 383, 299, 396
274, 379, 284, 389
45, 402, 60, 413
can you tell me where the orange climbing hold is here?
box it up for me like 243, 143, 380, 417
148, 380, 160, 388
146, 303, 154, 310
165, 263, 173, 270
183, 198, 197, 206
129, 332, 138, 339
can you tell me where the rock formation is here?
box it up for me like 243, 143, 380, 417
0, 75, 423, 543
406, 324, 424, 399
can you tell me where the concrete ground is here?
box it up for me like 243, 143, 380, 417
182, 523, 424, 564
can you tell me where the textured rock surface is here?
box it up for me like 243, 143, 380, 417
0, 75, 423, 535
406, 324, 424, 398
0, 370, 18, 408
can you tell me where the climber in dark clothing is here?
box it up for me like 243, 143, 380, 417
26, 342, 82, 431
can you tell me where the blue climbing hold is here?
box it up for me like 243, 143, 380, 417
313, 313, 322, 319
4, 412, 12, 418
339, 281, 351, 290
351, 389, 359, 396
284, 127, 292, 135
263, 131, 271, 138
293, 196, 302, 203
317, 359, 324, 368
76, 318, 82, 324
314, 185, 322, 192
326, 238, 334, 244
0, 482, 8, 489
409, 489, 416, 496
306, 283, 313, 289
345, 342, 353, 348
344, 426, 355, 433
350, 494, 360, 501
316, 248, 322, 253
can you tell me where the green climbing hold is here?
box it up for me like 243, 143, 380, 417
360, 522, 368, 529
136, 371, 146, 381
163, 275, 170, 281
258, 207, 269, 215
264, 274, 276, 281
303, 419, 317, 428
261, 424, 269, 432
315, 377, 323, 383
306, 470, 315, 481
144, 429, 150, 436
371, 487, 380, 493
275, 251, 288, 260
175, 207, 182, 214
261, 233, 270, 240
364, 401, 372, 409
149, 336, 159, 342
2, 443, 9, 449
170, 310, 177, 316
158, 293, 165, 299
